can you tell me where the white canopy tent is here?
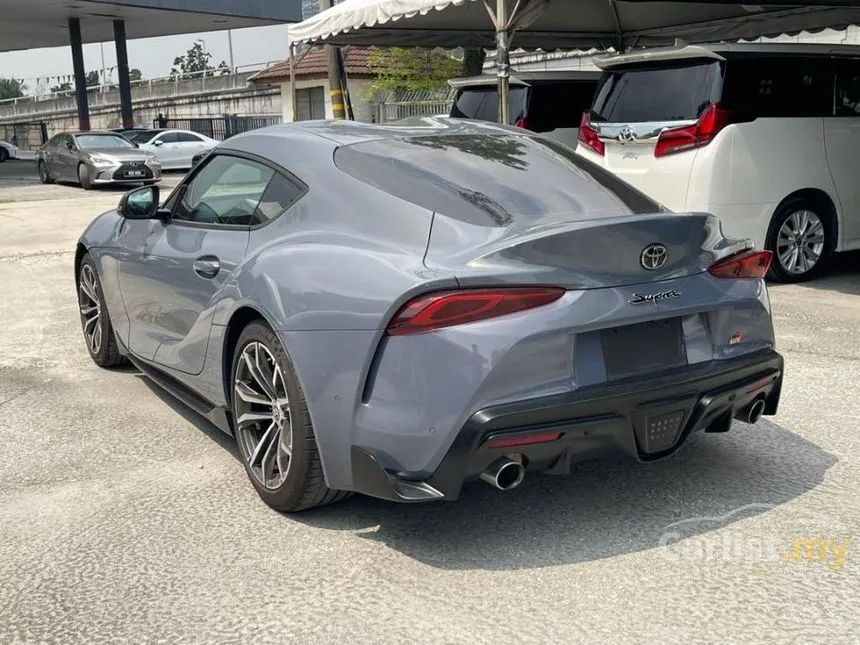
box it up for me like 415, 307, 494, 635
288, 0, 860, 123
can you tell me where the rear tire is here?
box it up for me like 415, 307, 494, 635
77, 254, 126, 368
230, 322, 349, 512
38, 160, 54, 184
765, 197, 833, 283
78, 163, 93, 190
0, 148, 8, 163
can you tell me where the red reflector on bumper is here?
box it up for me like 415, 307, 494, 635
488, 432, 561, 449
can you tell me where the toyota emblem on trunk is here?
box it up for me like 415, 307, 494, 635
617, 126, 637, 144
640, 244, 668, 270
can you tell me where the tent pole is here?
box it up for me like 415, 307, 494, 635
496, 0, 510, 125
289, 42, 298, 122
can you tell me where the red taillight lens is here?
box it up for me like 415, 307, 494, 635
577, 111, 605, 156
654, 103, 733, 158
709, 249, 773, 279
514, 117, 533, 130
385, 287, 565, 336
488, 432, 562, 449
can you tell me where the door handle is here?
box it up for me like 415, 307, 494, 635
193, 256, 220, 279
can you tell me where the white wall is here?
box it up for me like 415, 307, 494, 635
279, 77, 374, 122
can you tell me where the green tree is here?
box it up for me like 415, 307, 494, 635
0, 78, 25, 100
129, 68, 143, 82
170, 42, 225, 79
50, 81, 73, 93
85, 70, 100, 87
367, 48, 462, 92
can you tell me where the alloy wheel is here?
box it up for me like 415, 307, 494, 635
78, 264, 102, 354
233, 342, 292, 490
38, 162, 47, 182
776, 210, 825, 275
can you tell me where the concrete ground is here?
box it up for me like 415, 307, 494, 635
0, 163, 858, 644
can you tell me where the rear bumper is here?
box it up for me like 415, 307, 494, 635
350, 349, 783, 503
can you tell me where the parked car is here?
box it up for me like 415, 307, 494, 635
577, 43, 860, 282
112, 127, 151, 139
130, 128, 218, 170
0, 139, 19, 162
449, 70, 601, 149
36, 131, 161, 190
75, 118, 783, 512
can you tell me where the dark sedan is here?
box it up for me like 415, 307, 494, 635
37, 131, 162, 190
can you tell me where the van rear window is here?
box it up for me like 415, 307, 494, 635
591, 60, 723, 123
450, 86, 528, 124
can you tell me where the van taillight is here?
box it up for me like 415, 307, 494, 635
577, 112, 604, 156
654, 103, 733, 158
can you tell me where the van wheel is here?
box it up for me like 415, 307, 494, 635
766, 198, 832, 283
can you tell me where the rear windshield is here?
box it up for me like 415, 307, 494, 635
591, 59, 723, 123
334, 134, 662, 227
450, 86, 528, 124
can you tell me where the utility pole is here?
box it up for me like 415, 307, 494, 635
100, 42, 107, 92
227, 30, 235, 71
318, 0, 346, 119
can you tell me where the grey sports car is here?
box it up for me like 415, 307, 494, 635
37, 130, 161, 189
75, 118, 784, 512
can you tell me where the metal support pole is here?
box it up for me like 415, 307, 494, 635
318, 0, 346, 119
68, 18, 90, 131
114, 20, 134, 128
496, 0, 510, 125
227, 30, 235, 71
289, 43, 298, 121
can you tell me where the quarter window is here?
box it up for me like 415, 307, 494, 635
253, 173, 305, 225
172, 155, 274, 226
721, 56, 832, 118
176, 132, 205, 143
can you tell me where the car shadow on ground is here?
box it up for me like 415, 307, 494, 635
137, 375, 238, 458
801, 250, 860, 296
292, 419, 836, 571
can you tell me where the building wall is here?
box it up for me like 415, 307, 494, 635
279, 77, 374, 122
0, 72, 281, 145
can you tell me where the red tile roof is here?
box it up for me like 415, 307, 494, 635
251, 46, 377, 83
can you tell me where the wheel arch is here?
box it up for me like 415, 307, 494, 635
772, 188, 839, 250
74, 242, 88, 285
221, 305, 272, 409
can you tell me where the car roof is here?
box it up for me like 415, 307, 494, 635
448, 70, 601, 87
596, 42, 860, 69
69, 130, 128, 137
229, 117, 527, 148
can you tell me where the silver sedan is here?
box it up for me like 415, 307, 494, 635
36, 130, 161, 190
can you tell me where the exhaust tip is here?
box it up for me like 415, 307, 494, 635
747, 398, 766, 424
480, 457, 525, 491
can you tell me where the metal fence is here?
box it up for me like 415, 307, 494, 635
153, 115, 283, 141
369, 88, 456, 124
0, 122, 48, 152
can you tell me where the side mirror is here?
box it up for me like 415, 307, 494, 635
119, 185, 161, 220
153, 140, 164, 147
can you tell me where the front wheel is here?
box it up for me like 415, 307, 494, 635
766, 199, 832, 283
38, 160, 54, 184
78, 163, 93, 190
77, 254, 126, 367
231, 322, 348, 512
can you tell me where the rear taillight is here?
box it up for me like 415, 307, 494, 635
385, 287, 565, 336
654, 103, 733, 158
514, 117, 534, 130
577, 112, 604, 156
708, 249, 772, 279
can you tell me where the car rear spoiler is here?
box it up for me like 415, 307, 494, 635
594, 45, 726, 70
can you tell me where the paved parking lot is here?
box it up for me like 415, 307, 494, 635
0, 169, 858, 643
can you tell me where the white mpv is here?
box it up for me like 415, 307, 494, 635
576, 43, 860, 282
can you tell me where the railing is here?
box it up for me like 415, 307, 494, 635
369, 88, 456, 124
154, 115, 283, 141
0, 60, 283, 107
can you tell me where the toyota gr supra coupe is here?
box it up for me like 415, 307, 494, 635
75, 118, 784, 512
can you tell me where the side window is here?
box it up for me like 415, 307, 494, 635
722, 56, 832, 118
156, 132, 179, 144
253, 173, 305, 225
176, 132, 204, 142
172, 155, 274, 226
834, 59, 860, 116
48, 134, 64, 147
528, 81, 598, 131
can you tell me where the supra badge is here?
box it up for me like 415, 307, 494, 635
628, 289, 681, 305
